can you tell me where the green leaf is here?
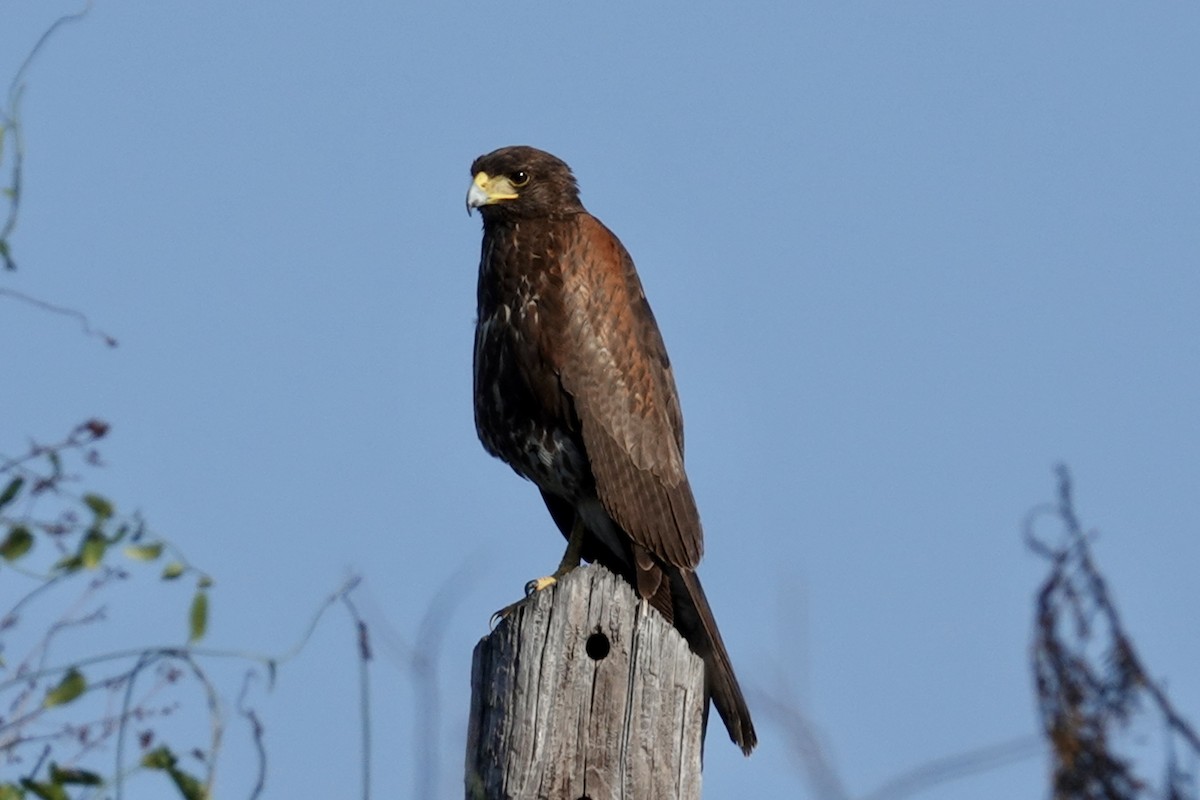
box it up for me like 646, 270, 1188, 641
188, 590, 209, 643
49, 764, 102, 786
19, 780, 68, 800
43, 668, 86, 708
82, 493, 114, 520
167, 766, 206, 800
142, 747, 207, 799
124, 542, 163, 561
0, 782, 23, 800
0, 477, 22, 509
52, 554, 83, 573
162, 561, 185, 580
81, 530, 107, 569
142, 745, 176, 770
0, 525, 33, 561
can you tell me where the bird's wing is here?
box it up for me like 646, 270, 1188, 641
554, 214, 703, 570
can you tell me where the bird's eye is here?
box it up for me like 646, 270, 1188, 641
510, 171, 530, 187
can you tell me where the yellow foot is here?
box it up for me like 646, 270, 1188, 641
524, 576, 558, 596
489, 574, 564, 628
490, 516, 586, 629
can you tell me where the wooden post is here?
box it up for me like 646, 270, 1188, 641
465, 563, 705, 800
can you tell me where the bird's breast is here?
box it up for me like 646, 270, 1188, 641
474, 255, 591, 501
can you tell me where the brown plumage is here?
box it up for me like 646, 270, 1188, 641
467, 145, 756, 755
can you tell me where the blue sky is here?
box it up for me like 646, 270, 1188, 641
3, 2, 1199, 798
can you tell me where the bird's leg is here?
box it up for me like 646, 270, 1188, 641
524, 516, 585, 595
490, 517, 586, 627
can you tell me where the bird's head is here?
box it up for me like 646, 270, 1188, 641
466, 146, 583, 222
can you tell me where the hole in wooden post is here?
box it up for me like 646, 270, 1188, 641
585, 631, 610, 661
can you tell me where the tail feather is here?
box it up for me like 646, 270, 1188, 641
676, 568, 757, 755
595, 537, 757, 754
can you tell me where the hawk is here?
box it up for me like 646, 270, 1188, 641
467, 145, 756, 755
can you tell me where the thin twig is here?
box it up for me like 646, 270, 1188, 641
4, 2, 93, 113
1, 1, 93, 266
341, 592, 372, 800
753, 691, 849, 800
114, 652, 156, 800
178, 651, 223, 796
0, 418, 108, 475
861, 736, 1043, 800
0, 288, 118, 346
363, 558, 483, 800
237, 672, 268, 800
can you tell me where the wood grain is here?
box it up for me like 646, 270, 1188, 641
466, 563, 704, 800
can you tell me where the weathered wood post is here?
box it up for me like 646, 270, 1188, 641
465, 563, 705, 800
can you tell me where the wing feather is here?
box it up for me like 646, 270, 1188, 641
553, 214, 703, 569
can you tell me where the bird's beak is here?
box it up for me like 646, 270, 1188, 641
466, 171, 518, 215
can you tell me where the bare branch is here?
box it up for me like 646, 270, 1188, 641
1, 1, 93, 270
0, 288, 118, 347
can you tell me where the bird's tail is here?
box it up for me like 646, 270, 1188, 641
677, 569, 757, 755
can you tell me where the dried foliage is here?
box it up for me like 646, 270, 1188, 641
1028, 466, 1200, 800
761, 466, 1199, 800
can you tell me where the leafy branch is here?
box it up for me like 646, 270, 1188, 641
1, 421, 367, 800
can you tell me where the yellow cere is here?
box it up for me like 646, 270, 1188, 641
475, 172, 519, 201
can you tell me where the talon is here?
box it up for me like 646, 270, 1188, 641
490, 599, 523, 628
490, 519, 585, 630
524, 576, 558, 596
490, 574, 563, 629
